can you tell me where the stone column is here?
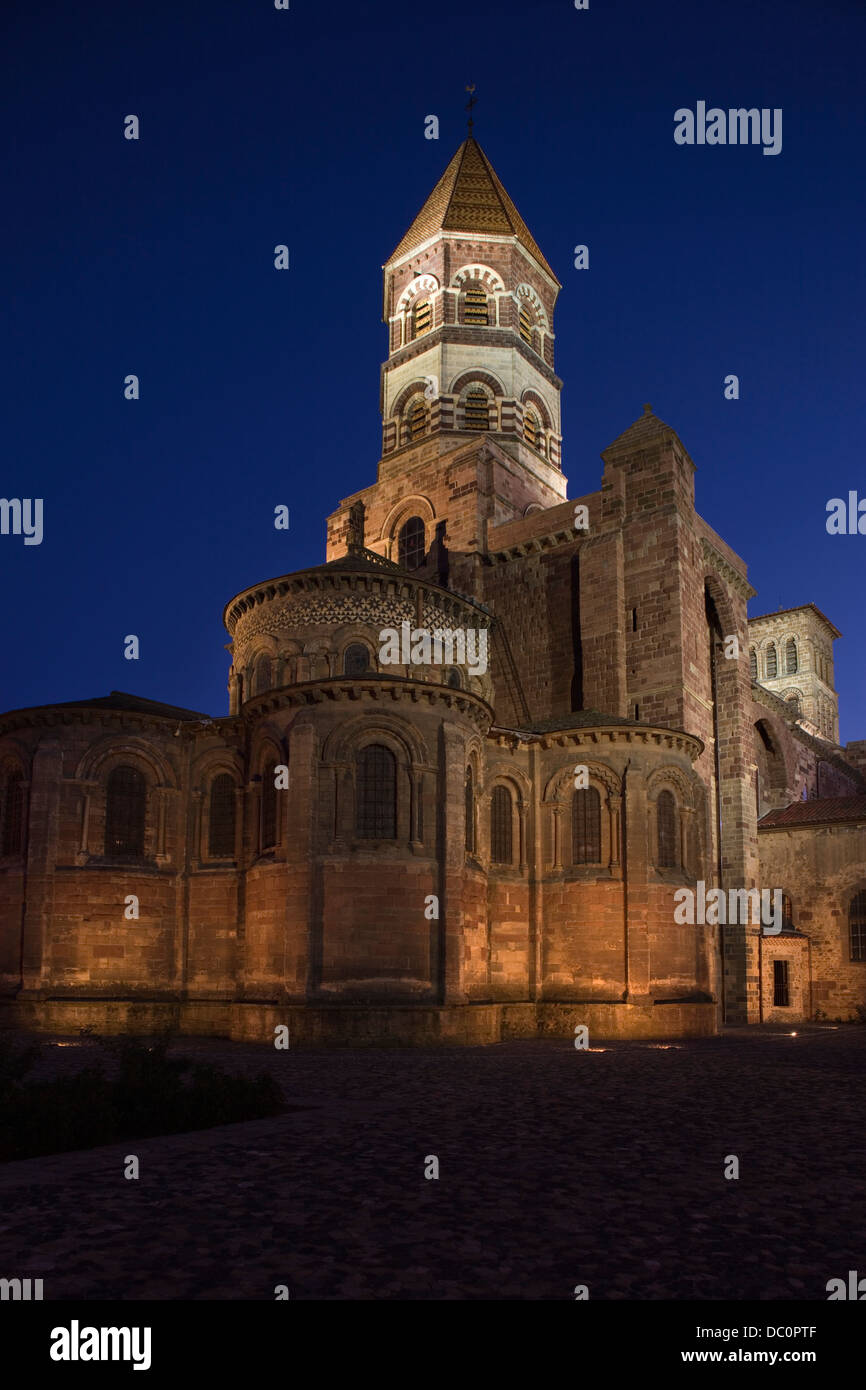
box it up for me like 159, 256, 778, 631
20, 739, 63, 995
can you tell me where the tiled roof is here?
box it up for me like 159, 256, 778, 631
759, 797, 866, 828
603, 406, 675, 455
50, 691, 210, 720
387, 137, 558, 282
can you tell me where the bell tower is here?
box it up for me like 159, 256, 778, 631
380, 136, 564, 484
327, 134, 567, 587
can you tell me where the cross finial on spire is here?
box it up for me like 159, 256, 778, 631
465, 83, 477, 135
643, 402, 653, 415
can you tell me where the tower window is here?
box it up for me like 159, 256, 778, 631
464, 388, 489, 430
773, 960, 790, 1007
519, 304, 533, 345
523, 406, 541, 449
749, 648, 758, 680
356, 744, 397, 840
786, 638, 798, 674
782, 893, 794, 929
572, 787, 601, 865
656, 789, 677, 869
208, 773, 236, 858
407, 397, 427, 441
252, 656, 272, 696
490, 786, 513, 865
105, 765, 146, 859
850, 890, 866, 962
344, 643, 370, 676
413, 299, 432, 338
464, 287, 488, 325
1, 770, 24, 856
786, 692, 801, 715
765, 645, 778, 679
398, 516, 425, 570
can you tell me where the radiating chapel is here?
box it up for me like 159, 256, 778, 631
2, 136, 865, 1043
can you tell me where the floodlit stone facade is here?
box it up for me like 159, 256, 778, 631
1, 137, 864, 1043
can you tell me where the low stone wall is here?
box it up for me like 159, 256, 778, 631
0, 997, 718, 1046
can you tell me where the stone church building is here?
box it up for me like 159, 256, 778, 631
2, 137, 865, 1043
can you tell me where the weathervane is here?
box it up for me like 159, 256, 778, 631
465, 83, 477, 134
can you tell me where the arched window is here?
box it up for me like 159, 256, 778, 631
523, 406, 542, 450
464, 286, 488, 324
464, 388, 489, 430
446, 668, 461, 689
105, 765, 146, 859
208, 773, 236, 858
407, 397, 427, 441
1, 770, 24, 856
344, 643, 370, 676
518, 304, 533, 345
781, 893, 794, 930
490, 786, 513, 865
464, 768, 475, 854
398, 516, 425, 570
261, 762, 279, 851
749, 648, 758, 680
413, 299, 432, 338
253, 656, 272, 696
656, 789, 677, 869
849, 890, 866, 962
356, 744, 397, 839
786, 692, 801, 715
572, 787, 601, 865
786, 638, 798, 674
765, 644, 778, 679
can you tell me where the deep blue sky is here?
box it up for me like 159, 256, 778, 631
2, 0, 864, 740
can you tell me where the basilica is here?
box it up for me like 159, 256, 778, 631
2, 135, 865, 1043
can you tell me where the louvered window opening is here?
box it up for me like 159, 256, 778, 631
414, 300, 432, 337
464, 288, 488, 324
465, 390, 488, 430
766, 646, 778, 679
519, 306, 533, 344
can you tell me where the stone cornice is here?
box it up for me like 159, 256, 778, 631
483, 527, 577, 562
224, 565, 491, 634
488, 722, 704, 760
0, 706, 242, 744
701, 537, 756, 600
243, 676, 495, 733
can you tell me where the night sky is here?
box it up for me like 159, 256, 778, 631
3, 0, 864, 740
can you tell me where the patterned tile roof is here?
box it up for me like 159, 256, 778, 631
386, 137, 558, 282
759, 797, 866, 828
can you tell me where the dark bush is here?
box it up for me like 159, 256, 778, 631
0, 1030, 284, 1161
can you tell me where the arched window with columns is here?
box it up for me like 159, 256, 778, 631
572, 787, 601, 865
1, 770, 24, 856
656, 789, 678, 869
356, 744, 397, 840
261, 761, 279, 851
208, 773, 236, 858
105, 765, 146, 859
490, 785, 513, 865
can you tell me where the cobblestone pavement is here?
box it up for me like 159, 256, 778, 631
0, 1026, 863, 1300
